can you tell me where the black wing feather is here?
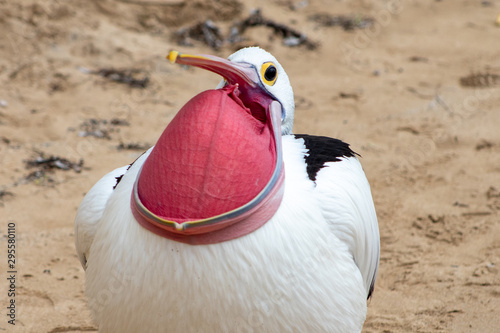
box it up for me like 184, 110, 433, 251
294, 134, 359, 182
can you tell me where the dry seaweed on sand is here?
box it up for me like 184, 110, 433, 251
47, 325, 98, 333
175, 20, 224, 50
0, 189, 14, 206
231, 9, 318, 50
0, 189, 14, 200
97, 68, 149, 88
174, 9, 318, 50
78, 118, 130, 140
308, 13, 374, 31
24, 153, 84, 184
81, 68, 150, 88
117, 142, 151, 151
459, 72, 500, 88
25, 154, 84, 173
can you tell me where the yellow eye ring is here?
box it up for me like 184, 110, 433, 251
260, 62, 278, 86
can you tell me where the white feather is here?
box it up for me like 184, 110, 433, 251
74, 164, 131, 268
314, 155, 380, 298
80, 137, 367, 332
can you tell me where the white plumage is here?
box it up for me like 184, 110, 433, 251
75, 47, 379, 332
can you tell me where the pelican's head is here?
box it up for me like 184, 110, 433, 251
133, 47, 291, 244
168, 47, 295, 135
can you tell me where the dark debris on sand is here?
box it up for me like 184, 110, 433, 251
78, 118, 130, 140
117, 142, 151, 151
88, 68, 150, 88
0, 189, 14, 206
176, 20, 225, 50
232, 9, 318, 49
308, 13, 374, 31
25, 155, 84, 172
175, 9, 318, 50
0, 189, 14, 200
24, 153, 84, 184
459, 72, 500, 88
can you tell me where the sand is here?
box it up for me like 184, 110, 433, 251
0, 0, 499, 332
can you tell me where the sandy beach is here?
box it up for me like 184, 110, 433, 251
0, 0, 499, 332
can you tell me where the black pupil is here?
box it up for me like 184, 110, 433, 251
264, 65, 277, 81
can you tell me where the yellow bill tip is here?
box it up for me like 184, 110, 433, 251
167, 50, 179, 64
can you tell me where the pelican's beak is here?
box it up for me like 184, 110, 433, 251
167, 50, 277, 123
167, 51, 260, 88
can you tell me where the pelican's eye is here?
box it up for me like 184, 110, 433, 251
260, 62, 278, 86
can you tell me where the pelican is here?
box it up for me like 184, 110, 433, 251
75, 46, 379, 332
